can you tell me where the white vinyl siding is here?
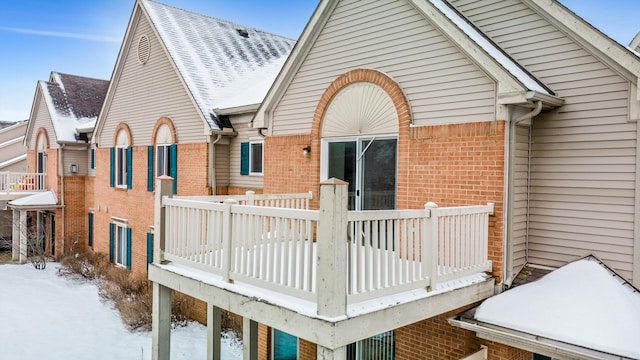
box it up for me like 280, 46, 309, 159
98, 12, 207, 147
271, 0, 496, 136
453, 0, 636, 280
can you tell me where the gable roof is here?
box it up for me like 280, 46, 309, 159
251, 0, 566, 130
452, 256, 640, 359
25, 72, 109, 145
94, 0, 296, 137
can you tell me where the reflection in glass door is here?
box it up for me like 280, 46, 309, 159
326, 137, 397, 211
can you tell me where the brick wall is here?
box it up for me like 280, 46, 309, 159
92, 142, 210, 275
63, 176, 86, 253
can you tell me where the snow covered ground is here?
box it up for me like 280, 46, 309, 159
0, 262, 242, 360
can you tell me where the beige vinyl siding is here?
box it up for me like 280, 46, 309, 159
63, 149, 89, 177
215, 143, 230, 189
453, 0, 636, 280
29, 95, 57, 149
0, 121, 27, 142
0, 137, 26, 162
511, 125, 530, 277
98, 13, 206, 147
271, 0, 496, 136
229, 114, 263, 189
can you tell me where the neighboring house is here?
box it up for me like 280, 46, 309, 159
9, 71, 108, 262
148, 0, 640, 360
0, 120, 28, 249
89, 0, 295, 274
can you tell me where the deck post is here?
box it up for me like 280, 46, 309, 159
11, 209, 19, 261
425, 202, 438, 291
317, 345, 346, 359
317, 178, 348, 318
152, 282, 172, 360
221, 198, 237, 282
243, 318, 258, 360
154, 175, 174, 264
246, 190, 255, 205
18, 210, 27, 264
207, 304, 222, 360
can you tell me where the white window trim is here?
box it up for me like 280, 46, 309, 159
113, 223, 128, 267
115, 145, 128, 189
156, 143, 171, 177
249, 141, 264, 176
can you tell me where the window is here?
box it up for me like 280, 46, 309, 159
115, 146, 128, 187
272, 329, 297, 360
347, 331, 394, 360
156, 144, 170, 177
250, 142, 263, 175
109, 222, 131, 269
241, 141, 263, 175
111, 127, 132, 189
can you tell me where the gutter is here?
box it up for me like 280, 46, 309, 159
59, 143, 65, 256
448, 316, 632, 360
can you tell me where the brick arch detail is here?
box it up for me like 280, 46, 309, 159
113, 123, 133, 146
35, 127, 50, 150
308, 68, 412, 208
151, 116, 178, 145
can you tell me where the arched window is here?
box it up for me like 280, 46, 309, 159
148, 118, 177, 193
111, 125, 132, 189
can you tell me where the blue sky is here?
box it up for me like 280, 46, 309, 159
0, 0, 638, 122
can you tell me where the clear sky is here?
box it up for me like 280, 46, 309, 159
0, 0, 638, 122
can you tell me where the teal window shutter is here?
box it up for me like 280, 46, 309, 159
126, 146, 133, 189
147, 146, 154, 192
109, 223, 114, 263
240, 142, 249, 175
88, 213, 94, 247
126, 227, 132, 270
169, 144, 177, 194
90, 149, 95, 169
147, 232, 153, 266
109, 147, 115, 187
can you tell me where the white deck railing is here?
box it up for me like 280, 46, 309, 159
156, 180, 493, 315
0, 172, 47, 192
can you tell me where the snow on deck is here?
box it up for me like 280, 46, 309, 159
474, 258, 640, 359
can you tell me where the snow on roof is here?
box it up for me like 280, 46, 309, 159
427, 0, 553, 95
142, 0, 296, 130
8, 190, 58, 207
40, 72, 109, 142
474, 257, 640, 359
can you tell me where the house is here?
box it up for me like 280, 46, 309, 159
3, 72, 108, 262
148, 0, 640, 359
0, 120, 28, 249
89, 0, 295, 275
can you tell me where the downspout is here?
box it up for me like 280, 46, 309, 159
209, 134, 222, 195
59, 143, 65, 256
503, 100, 542, 288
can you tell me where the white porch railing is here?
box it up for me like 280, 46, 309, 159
156, 179, 493, 315
0, 172, 47, 192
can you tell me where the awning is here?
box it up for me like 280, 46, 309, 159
449, 256, 640, 360
7, 190, 60, 210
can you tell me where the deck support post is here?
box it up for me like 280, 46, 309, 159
317, 345, 347, 360
154, 175, 174, 264
425, 201, 438, 291
14, 210, 27, 264
243, 318, 258, 360
317, 178, 348, 318
207, 304, 222, 360
152, 282, 172, 360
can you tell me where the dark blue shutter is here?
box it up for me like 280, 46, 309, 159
90, 149, 95, 169
109, 147, 115, 187
109, 223, 114, 263
169, 144, 177, 194
126, 227, 132, 270
126, 146, 133, 189
88, 213, 94, 247
147, 146, 154, 192
147, 232, 153, 267
240, 142, 249, 175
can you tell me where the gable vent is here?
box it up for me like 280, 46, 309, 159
137, 35, 150, 64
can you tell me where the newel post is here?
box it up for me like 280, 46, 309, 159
425, 201, 439, 291
153, 175, 174, 264
246, 190, 255, 205
221, 198, 237, 282
317, 178, 348, 317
